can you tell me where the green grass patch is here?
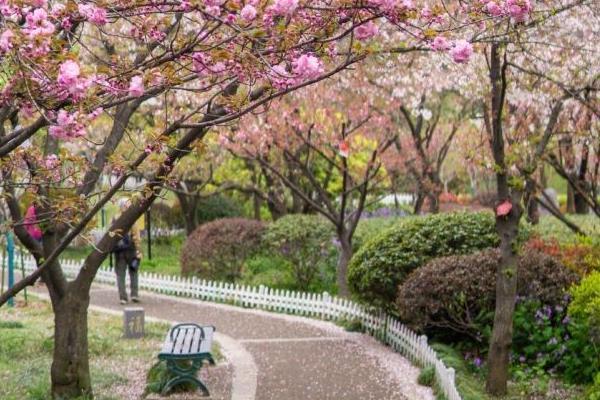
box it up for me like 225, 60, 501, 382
531, 215, 600, 244
0, 300, 171, 399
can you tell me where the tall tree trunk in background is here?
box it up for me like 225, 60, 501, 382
413, 191, 425, 214
525, 178, 540, 224
175, 191, 199, 235
574, 143, 590, 214
560, 137, 577, 213
336, 231, 352, 297
51, 289, 92, 398
485, 43, 524, 395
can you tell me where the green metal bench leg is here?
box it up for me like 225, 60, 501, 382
162, 375, 209, 396
162, 359, 210, 397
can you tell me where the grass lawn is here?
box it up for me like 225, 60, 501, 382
0, 299, 171, 400
62, 236, 183, 276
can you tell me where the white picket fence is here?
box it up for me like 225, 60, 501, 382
21, 255, 461, 400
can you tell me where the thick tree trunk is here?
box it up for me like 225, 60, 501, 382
336, 233, 352, 297
253, 193, 262, 220
175, 191, 199, 235
51, 289, 92, 399
486, 209, 521, 395
413, 192, 425, 214
575, 141, 590, 214
567, 184, 576, 213
574, 188, 589, 214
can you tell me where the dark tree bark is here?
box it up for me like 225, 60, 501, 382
485, 43, 522, 395
574, 143, 590, 214
484, 43, 567, 394
336, 233, 352, 297
174, 188, 200, 235
51, 288, 92, 398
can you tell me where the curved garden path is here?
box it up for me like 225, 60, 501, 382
34, 284, 434, 400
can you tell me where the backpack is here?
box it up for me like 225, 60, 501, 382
114, 233, 134, 253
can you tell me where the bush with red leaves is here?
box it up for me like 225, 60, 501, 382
397, 248, 579, 342
180, 218, 266, 281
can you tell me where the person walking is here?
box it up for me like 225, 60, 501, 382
113, 200, 143, 305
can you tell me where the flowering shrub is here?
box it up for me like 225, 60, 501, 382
180, 218, 265, 281
264, 215, 335, 290
348, 212, 500, 308
396, 248, 578, 340
513, 294, 600, 384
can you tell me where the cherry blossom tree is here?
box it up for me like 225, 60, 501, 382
460, 1, 599, 393
220, 78, 397, 295
0, 0, 584, 398
0, 1, 474, 397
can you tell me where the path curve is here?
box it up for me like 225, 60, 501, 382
35, 284, 434, 400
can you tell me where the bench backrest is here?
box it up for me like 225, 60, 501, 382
160, 323, 215, 357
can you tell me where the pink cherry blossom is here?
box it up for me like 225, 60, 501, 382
241, 4, 257, 22
506, 0, 531, 22
49, 110, 86, 140
271, 0, 299, 16
485, 1, 504, 16
78, 4, 108, 25
128, 76, 145, 97
431, 36, 450, 51
57, 60, 81, 86
292, 54, 324, 81
355, 21, 379, 41
24, 8, 55, 38
449, 40, 473, 63
0, 29, 14, 52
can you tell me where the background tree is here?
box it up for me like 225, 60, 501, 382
222, 78, 398, 295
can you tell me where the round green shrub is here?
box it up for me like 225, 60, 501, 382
195, 195, 243, 225
348, 212, 500, 308
180, 218, 265, 281
569, 271, 600, 325
264, 214, 335, 290
397, 248, 578, 340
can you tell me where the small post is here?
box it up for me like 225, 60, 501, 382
6, 232, 15, 307
123, 307, 145, 339
19, 247, 27, 304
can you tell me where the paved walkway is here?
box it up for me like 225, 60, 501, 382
33, 284, 433, 400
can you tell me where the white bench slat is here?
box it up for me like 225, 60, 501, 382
160, 325, 215, 356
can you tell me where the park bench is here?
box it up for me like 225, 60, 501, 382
158, 323, 216, 396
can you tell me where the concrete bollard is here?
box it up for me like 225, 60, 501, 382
123, 307, 145, 339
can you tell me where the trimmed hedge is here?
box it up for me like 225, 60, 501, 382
348, 212, 499, 308
180, 218, 265, 281
397, 248, 578, 340
264, 214, 334, 290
